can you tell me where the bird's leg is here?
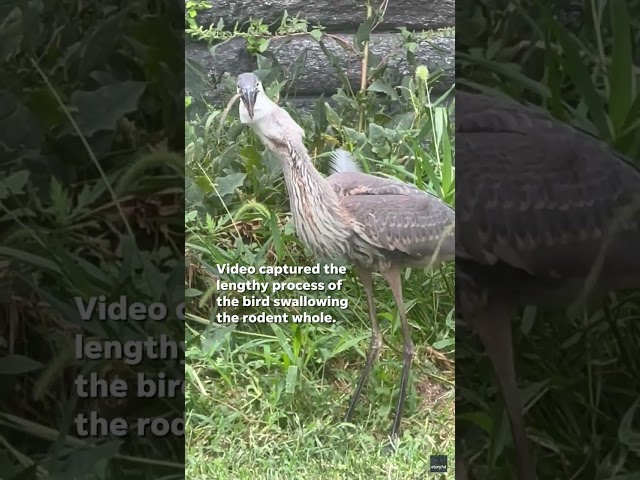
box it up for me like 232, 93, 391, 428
384, 266, 414, 443
455, 447, 470, 480
471, 302, 536, 480
344, 266, 382, 423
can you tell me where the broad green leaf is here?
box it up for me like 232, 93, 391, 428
312, 97, 328, 133
386, 112, 415, 131
342, 127, 368, 149
0, 90, 43, 150
432, 337, 454, 349
0, 355, 43, 375
78, 10, 125, 78
367, 80, 398, 100
64, 81, 147, 137
257, 38, 270, 53
309, 29, 323, 42
368, 123, 387, 150
0, 170, 29, 199
215, 172, 246, 197
324, 103, 342, 128
354, 16, 374, 52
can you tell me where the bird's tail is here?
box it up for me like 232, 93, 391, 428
328, 148, 361, 174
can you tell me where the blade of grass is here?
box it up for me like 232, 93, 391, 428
545, 12, 610, 140
456, 51, 551, 100
608, 0, 634, 134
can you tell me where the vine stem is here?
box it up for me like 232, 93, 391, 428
358, 2, 373, 132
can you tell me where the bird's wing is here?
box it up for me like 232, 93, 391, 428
326, 170, 427, 197
325, 149, 425, 197
339, 192, 455, 260
326, 154, 455, 262
457, 92, 640, 280
456, 90, 559, 133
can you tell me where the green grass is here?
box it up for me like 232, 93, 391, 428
185, 289, 454, 479
184, 12, 456, 477
184, 230, 455, 477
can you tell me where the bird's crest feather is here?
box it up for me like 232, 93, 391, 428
328, 149, 361, 174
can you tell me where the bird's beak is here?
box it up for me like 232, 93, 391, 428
240, 87, 258, 119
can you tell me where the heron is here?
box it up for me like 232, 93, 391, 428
234, 72, 455, 443
456, 89, 640, 479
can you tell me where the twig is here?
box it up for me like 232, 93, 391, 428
358, 1, 373, 132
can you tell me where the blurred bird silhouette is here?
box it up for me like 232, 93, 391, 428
456, 89, 640, 479
235, 72, 455, 444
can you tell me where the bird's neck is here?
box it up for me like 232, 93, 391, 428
251, 112, 333, 199
263, 132, 338, 205
259, 130, 352, 257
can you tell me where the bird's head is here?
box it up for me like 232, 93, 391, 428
235, 71, 306, 144
237, 72, 271, 124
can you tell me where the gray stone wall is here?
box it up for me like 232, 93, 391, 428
185, 0, 455, 111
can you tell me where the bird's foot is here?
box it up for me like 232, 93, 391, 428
382, 436, 399, 456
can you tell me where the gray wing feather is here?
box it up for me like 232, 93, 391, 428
457, 91, 640, 280
340, 193, 455, 261
327, 171, 426, 197
326, 149, 427, 196
326, 154, 455, 263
